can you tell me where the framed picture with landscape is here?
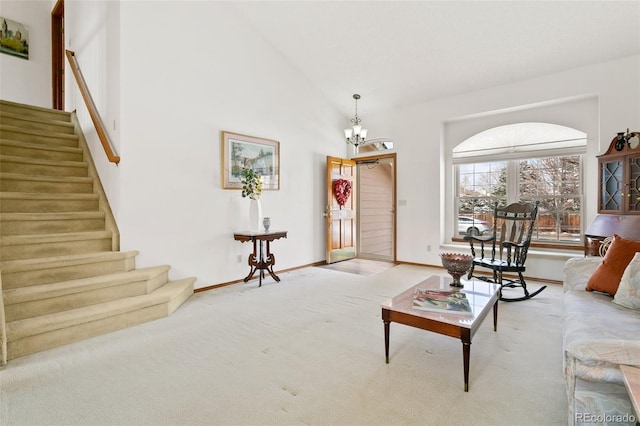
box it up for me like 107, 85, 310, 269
222, 131, 280, 190
0, 16, 29, 60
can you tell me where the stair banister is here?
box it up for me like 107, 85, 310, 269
65, 50, 120, 165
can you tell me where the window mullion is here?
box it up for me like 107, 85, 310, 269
507, 160, 519, 204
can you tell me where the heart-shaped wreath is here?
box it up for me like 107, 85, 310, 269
333, 178, 352, 206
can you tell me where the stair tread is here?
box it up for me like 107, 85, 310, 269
0, 192, 99, 200
0, 250, 140, 273
4, 265, 172, 304
1, 230, 112, 245
0, 124, 78, 140
0, 100, 71, 121
7, 278, 196, 341
0, 211, 105, 220
0, 154, 87, 168
0, 138, 82, 153
0, 111, 75, 128
0, 172, 93, 183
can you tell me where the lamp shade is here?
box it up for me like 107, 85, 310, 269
344, 129, 353, 139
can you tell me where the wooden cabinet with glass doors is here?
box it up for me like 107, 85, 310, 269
598, 131, 640, 214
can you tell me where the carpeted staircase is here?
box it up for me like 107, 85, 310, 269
0, 99, 194, 363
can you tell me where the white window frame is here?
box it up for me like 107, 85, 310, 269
452, 123, 586, 246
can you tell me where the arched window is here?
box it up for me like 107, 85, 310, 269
453, 122, 586, 244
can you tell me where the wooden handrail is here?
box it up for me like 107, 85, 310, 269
65, 50, 120, 164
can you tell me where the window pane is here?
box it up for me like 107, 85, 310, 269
528, 196, 581, 242
519, 155, 581, 242
458, 161, 506, 197
456, 155, 582, 244
520, 156, 580, 196
456, 197, 499, 236
457, 161, 507, 236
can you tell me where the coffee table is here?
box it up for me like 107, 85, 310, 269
381, 275, 499, 391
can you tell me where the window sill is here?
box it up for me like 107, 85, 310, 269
447, 237, 582, 260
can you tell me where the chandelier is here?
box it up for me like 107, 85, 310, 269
344, 94, 368, 151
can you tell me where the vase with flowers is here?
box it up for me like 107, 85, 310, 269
241, 168, 263, 231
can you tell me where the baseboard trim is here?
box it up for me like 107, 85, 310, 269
195, 259, 561, 293
194, 261, 327, 293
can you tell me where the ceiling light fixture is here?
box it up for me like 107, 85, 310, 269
344, 94, 368, 152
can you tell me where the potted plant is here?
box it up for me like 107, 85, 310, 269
241, 168, 263, 231
240, 168, 263, 200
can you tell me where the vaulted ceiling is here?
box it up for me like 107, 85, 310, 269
233, 1, 640, 116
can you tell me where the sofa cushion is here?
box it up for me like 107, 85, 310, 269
614, 252, 640, 310
586, 234, 640, 295
563, 257, 603, 292
574, 380, 635, 426
563, 290, 640, 384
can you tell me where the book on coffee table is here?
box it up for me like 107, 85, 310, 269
412, 288, 473, 316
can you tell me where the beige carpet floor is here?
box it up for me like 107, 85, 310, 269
0, 264, 566, 425
319, 258, 396, 276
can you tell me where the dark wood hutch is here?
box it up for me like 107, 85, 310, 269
584, 130, 640, 255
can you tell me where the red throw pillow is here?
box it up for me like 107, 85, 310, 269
586, 234, 640, 295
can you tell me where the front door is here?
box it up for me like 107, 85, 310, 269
326, 156, 356, 264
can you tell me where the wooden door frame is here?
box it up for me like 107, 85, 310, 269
354, 152, 397, 262
51, 0, 64, 110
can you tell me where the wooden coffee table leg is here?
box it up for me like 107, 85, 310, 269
384, 320, 390, 363
461, 329, 471, 392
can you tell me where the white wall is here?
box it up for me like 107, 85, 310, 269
114, 2, 345, 288
368, 55, 640, 281
0, 0, 51, 107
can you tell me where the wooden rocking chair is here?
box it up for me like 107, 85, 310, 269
464, 201, 546, 302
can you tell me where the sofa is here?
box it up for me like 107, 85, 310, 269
563, 252, 640, 426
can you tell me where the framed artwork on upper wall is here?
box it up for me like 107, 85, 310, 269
0, 17, 29, 60
222, 131, 280, 190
